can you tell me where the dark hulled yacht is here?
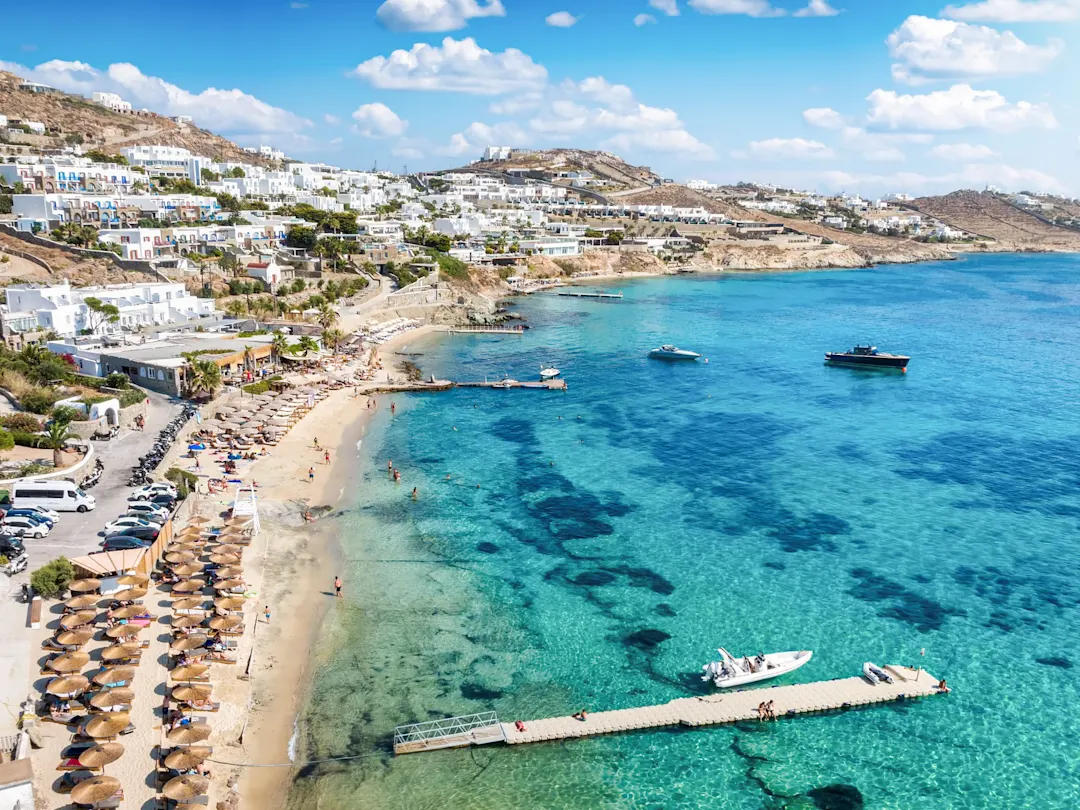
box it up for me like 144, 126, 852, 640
824, 345, 910, 369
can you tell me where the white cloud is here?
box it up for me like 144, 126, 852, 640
650, 0, 680, 14
803, 107, 846, 129
634, 12, 658, 23
863, 148, 907, 162
0, 58, 310, 134
688, 0, 785, 16
375, 0, 505, 32
750, 137, 835, 159
866, 84, 1056, 132
546, 10, 579, 26
350, 37, 547, 95
351, 103, 409, 138
437, 121, 530, 156
794, 0, 840, 16
930, 142, 999, 160
887, 15, 1062, 84
819, 163, 1066, 194
323, 114, 341, 125
604, 129, 714, 159
329, 136, 343, 145
941, 0, 1080, 22
489, 93, 545, 115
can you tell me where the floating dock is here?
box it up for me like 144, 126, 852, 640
446, 325, 525, 334
556, 290, 623, 299
393, 665, 941, 755
456, 379, 567, 391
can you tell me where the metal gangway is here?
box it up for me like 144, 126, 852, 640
393, 711, 506, 755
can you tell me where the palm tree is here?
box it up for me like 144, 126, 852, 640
316, 303, 338, 330
271, 332, 289, 371
296, 335, 319, 357
322, 327, 344, 355
44, 420, 79, 469
224, 299, 247, 318
181, 355, 223, 399
242, 345, 255, 373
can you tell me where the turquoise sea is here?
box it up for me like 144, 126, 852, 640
289, 254, 1080, 810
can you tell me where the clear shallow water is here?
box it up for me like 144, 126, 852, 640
290, 255, 1080, 810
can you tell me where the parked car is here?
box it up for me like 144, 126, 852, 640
1, 516, 51, 538
0, 504, 60, 523
103, 516, 161, 534
2, 508, 57, 527
0, 536, 27, 559
101, 536, 152, 552
103, 525, 160, 543
127, 491, 177, 508
132, 482, 178, 499
126, 503, 170, 523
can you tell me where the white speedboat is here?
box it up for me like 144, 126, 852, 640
701, 647, 813, 689
649, 345, 701, 361
862, 662, 894, 684
491, 378, 517, 389
540, 365, 561, 380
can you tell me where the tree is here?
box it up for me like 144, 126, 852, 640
0, 428, 14, 455
271, 333, 289, 371
285, 226, 317, 251
316, 302, 338, 330
227, 167, 246, 178
224, 299, 248, 318
295, 335, 320, 356
321, 327, 345, 354
200, 168, 221, 182
219, 252, 238, 275
43, 420, 79, 469
182, 355, 223, 398
30, 557, 75, 599
83, 297, 120, 333
50, 405, 81, 426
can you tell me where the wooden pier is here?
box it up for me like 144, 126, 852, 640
457, 379, 567, 391
392, 665, 942, 755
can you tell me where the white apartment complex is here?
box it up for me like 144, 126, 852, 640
120, 145, 207, 186
92, 92, 132, 113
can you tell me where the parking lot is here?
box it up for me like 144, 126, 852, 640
17, 394, 186, 572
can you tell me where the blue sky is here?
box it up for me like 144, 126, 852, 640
2, 0, 1076, 196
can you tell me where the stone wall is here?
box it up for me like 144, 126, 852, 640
0, 224, 155, 273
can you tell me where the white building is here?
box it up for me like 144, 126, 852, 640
0, 157, 136, 193
519, 237, 581, 257
354, 220, 403, 241
12, 193, 222, 232
4, 281, 216, 337
244, 259, 286, 288
92, 92, 132, 113
120, 145, 208, 186
483, 146, 513, 161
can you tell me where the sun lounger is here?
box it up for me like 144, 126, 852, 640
43, 712, 82, 725
204, 652, 237, 664
179, 701, 221, 713
56, 769, 96, 793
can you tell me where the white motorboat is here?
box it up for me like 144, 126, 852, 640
540, 365, 561, 380
701, 647, 813, 689
649, 345, 701, 361
491, 378, 517, 389
862, 662, 894, 684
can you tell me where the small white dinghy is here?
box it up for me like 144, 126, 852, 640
540, 365, 561, 380
862, 662, 894, 685
701, 647, 813, 689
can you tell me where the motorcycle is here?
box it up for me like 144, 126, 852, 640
6, 555, 28, 577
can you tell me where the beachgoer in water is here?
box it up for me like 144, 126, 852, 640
393, 469, 401, 482
937, 679, 950, 693
411, 487, 418, 500
334, 576, 342, 597
391, 402, 396, 414
388, 459, 393, 471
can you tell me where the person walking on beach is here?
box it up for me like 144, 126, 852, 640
324, 449, 331, 465
334, 576, 343, 598
308, 466, 315, 483
263, 605, 271, 624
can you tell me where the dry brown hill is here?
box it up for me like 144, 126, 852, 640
0, 71, 271, 166
910, 191, 1080, 249
470, 149, 661, 190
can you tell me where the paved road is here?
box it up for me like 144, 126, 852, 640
16, 393, 187, 572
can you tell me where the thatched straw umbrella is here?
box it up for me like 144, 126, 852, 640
112, 587, 147, 601
69, 578, 102, 593
83, 713, 131, 739
170, 635, 208, 652
172, 615, 205, 630
89, 688, 135, 709
117, 573, 149, 587
59, 611, 97, 629
171, 663, 209, 681
47, 651, 90, 673
105, 624, 144, 640
65, 594, 100, 610
214, 596, 245, 611
213, 579, 244, 591
78, 742, 125, 769
93, 667, 134, 686
166, 723, 211, 744
187, 515, 211, 524
110, 605, 149, 620
46, 674, 89, 696
166, 552, 197, 564
101, 642, 141, 662
208, 553, 241, 565
70, 775, 121, 804
172, 579, 206, 593
164, 746, 211, 770
172, 684, 213, 702
55, 628, 95, 646
172, 597, 205, 610
213, 566, 243, 579
163, 774, 210, 801
208, 615, 243, 632
171, 564, 204, 579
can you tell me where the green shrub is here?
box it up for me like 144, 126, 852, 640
20, 388, 59, 414
119, 389, 145, 408
19, 462, 49, 476
241, 375, 282, 395
103, 372, 130, 390
1, 413, 42, 432
0, 429, 12, 453
30, 557, 75, 599
50, 405, 82, 425
165, 467, 199, 498
11, 431, 47, 448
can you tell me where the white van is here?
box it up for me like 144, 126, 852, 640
12, 480, 97, 513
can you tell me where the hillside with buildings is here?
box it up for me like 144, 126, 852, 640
909, 191, 1080, 250
0, 71, 272, 166
468, 148, 662, 192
